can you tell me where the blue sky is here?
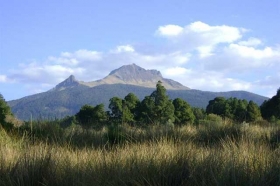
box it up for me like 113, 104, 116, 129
1, 0, 280, 101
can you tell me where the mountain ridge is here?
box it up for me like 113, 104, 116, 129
52, 64, 190, 91
8, 64, 268, 120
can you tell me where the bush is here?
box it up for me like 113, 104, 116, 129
106, 124, 128, 144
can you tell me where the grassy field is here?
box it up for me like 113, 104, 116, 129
1, 122, 280, 186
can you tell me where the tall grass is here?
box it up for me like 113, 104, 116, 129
1, 123, 280, 185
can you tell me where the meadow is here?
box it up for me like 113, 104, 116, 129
1, 121, 280, 186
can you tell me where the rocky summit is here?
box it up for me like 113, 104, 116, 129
52, 75, 81, 91
55, 64, 190, 90
89, 64, 190, 90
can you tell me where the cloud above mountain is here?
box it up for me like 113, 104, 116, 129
2, 21, 280, 97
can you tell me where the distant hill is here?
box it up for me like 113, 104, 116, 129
8, 64, 268, 120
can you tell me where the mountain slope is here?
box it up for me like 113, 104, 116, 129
8, 84, 268, 121
80, 64, 189, 90
7, 64, 268, 120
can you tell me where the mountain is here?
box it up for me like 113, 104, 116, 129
8, 64, 268, 120
54, 63, 189, 90
51, 75, 83, 91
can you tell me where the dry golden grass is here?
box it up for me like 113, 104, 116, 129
1, 123, 280, 185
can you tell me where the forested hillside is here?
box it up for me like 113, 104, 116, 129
8, 83, 268, 120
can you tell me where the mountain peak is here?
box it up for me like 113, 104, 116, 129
53, 75, 80, 91
66, 75, 76, 82
97, 63, 189, 90
53, 64, 190, 90
108, 63, 162, 81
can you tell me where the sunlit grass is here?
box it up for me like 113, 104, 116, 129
1, 123, 280, 185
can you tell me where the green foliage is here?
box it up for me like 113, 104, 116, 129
106, 124, 127, 144
139, 96, 156, 124
0, 94, 14, 130
234, 99, 248, 122
173, 98, 195, 125
149, 81, 175, 124
246, 100, 262, 122
124, 93, 140, 114
206, 97, 228, 117
123, 93, 140, 124
261, 88, 280, 120
192, 107, 206, 124
109, 94, 139, 124
206, 96, 261, 123
199, 113, 224, 128
9, 82, 268, 121
138, 81, 175, 124
76, 104, 107, 128
109, 97, 123, 121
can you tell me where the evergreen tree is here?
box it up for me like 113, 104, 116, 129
246, 100, 261, 122
76, 104, 95, 125
234, 99, 248, 122
150, 81, 174, 124
173, 98, 195, 125
206, 97, 228, 117
192, 107, 206, 125
227, 97, 239, 119
0, 93, 14, 129
121, 99, 134, 124
124, 93, 140, 120
139, 81, 174, 124
139, 96, 156, 124
261, 88, 280, 120
76, 104, 107, 128
109, 97, 123, 122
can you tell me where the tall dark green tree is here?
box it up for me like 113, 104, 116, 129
109, 96, 136, 124
206, 97, 260, 123
173, 98, 195, 125
109, 97, 123, 122
246, 100, 261, 122
261, 88, 280, 120
192, 107, 206, 124
0, 93, 14, 129
121, 100, 134, 123
206, 97, 228, 118
139, 96, 156, 124
139, 81, 174, 124
76, 104, 107, 128
227, 97, 239, 119
124, 93, 140, 120
150, 81, 174, 124
76, 104, 95, 125
234, 99, 248, 122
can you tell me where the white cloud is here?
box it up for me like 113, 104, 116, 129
65, 49, 102, 61
156, 21, 244, 57
0, 75, 7, 82
2, 21, 280, 98
227, 44, 278, 60
238, 37, 262, 47
188, 21, 242, 43
157, 25, 183, 36
164, 67, 190, 76
201, 43, 280, 73
114, 45, 135, 53
197, 46, 214, 58
162, 69, 252, 92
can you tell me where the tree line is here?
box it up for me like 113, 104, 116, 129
75, 81, 196, 127
1, 82, 280, 130
74, 81, 280, 128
